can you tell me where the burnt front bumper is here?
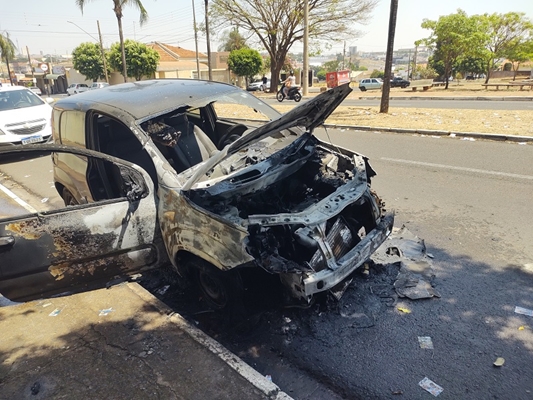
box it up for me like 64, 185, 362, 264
300, 211, 394, 297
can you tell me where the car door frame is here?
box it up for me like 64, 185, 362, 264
0, 144, 169, 302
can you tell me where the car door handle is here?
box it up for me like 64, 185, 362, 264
0, 235, 15, 249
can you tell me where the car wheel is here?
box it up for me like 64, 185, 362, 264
360, 86, 367, 91
276, 91, 285, 102
293, 92, 302, 102
62, 187, 78, 207
192, 259, 243, 310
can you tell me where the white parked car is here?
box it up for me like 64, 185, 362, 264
67, 83, 89, 96
247, 79, 271, 91
358, 78, 383, 91
90, 82, 110, 90
0, 86, 53, 146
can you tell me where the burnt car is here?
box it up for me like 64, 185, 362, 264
0, 79, 393, 308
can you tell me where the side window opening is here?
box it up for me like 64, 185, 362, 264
89, 113, 158, 196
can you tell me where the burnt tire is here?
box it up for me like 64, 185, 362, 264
62, 187, 78, 207
192, 259, 243, 310
293, 92, 302, 102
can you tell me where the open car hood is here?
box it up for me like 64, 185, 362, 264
227, 83, 352, 155
182, 83, 353, 191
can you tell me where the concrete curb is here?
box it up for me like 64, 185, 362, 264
357, 96, 533, 101
128, 283, 293, 400
324, 124, 533, 143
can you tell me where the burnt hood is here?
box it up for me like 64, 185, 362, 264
227, 83, 352, 155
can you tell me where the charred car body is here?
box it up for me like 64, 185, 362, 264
0, 79, 393, 307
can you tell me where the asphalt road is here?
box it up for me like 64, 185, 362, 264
176, 130, 533, 399
1, 131, 533, 399
264, 97, 533, 110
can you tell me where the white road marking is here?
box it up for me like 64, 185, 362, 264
380, 157, 533, 181
0, 182, 37, 213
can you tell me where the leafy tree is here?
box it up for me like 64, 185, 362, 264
421, 10, 487, 89
413, 65, 438, 80
227, 47, 263, 85
478, 12, 533, 83
455, 56, 485, 78
218, 28, 248, 52
72, 42, 108, 82
505, 38, 533, 80
210, 0, 377, 92
76, 0, 149, 82
0, 31, 16, 84
108, 39, 159, 81
370, 69, 384, 79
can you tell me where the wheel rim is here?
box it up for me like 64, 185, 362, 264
198, 271, 228, 309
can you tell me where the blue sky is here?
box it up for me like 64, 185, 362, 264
0, 0, 531, 57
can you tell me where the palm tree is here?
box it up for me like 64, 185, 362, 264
0, 31, 16, 85
76, 0, 148, 82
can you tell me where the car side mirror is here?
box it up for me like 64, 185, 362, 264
45, 97, 54, 104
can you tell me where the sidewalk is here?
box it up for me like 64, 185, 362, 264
0, 283, 291, 400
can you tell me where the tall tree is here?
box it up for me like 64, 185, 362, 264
505, 38, 533, 80
72, 42, 108, 81
421, 10, 487, 89
218, 28, 247, 52
0, 31, 16, 85
479, 12, 533, 83
108, 39, 159, 81
210, 0, 377, 92
76, 0, 149, 82
227, 47, 263, 85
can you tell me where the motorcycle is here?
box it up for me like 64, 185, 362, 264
276, 85, 302, 102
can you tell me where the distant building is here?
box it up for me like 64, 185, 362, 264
349, 46, 358, 56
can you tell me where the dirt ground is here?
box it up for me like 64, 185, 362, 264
268, 80, 533, 136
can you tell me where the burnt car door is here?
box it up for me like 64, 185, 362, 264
0, 145, 168, 302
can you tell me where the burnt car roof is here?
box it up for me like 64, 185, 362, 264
54, 79, 243, 120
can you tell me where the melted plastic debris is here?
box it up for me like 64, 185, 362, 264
418, 377, 443, 396
514, 306, 533, 317
418, 336, 434, 349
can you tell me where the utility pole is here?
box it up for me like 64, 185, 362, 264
192, 0, 200, 78
412, 44, 418, 79
204, 0, 212, 80
302, 0, 309, 95
407, 50, 411, 80
26, 46, 35, 82
380, 0, 398, 114
342, 41, 346, 70
97, 21, 109, 83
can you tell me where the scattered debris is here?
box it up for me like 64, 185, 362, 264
493, 357, 505, 367
418, 336, 434, 349
265, 375, 272, 381
461, 137, 476, 141
41, 197, 49, 203
42, 303, 52, 308
99, 308, 114, 316
372, 226, 440, 300
391, 389, 403, 395
156, 285, 170, 295
519, 326, 526, 331
397, 307, 411, 314
418, 377, 443, 397
49, 308, 61, 317
514, 306, 533, 317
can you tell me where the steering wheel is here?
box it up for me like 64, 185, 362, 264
217, 124, 248, 149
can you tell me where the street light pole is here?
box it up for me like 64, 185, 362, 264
191, 0, 200, 78
67, 20, 109, 83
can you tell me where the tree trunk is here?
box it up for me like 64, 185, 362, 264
380, 0, 398, 114
484, 60, 490, 84
204, 0, 212, 80
4, 55, 12, 85
116, 15, 128, 82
